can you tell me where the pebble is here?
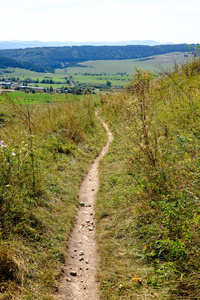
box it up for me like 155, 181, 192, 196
79, 202, 85, 207
66, 278, 71, 282
85, 259, 89, 264
70, 271, 77, 276
79, 257, 84, 261
79, 225, 84, 230
79, 251, 84, 256
88, 227, 93, 231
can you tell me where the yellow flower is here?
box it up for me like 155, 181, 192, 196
131, 274, 142, 284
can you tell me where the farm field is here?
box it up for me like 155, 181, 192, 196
0, 91, 86, 105
0, 52, 185, 91
67, 52, 185, 74
72, 74, 130, 86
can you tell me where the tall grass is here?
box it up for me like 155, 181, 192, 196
0, 93, 106, 299
97, 58, 200, 299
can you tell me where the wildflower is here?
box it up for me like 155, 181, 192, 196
161, 225, 163, 229
131, 274, 142, 284
12, 152, 16, 156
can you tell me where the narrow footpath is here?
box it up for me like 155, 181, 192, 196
57, 114, 113, 300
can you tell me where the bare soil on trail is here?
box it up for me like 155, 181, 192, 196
57, 115, 113, 300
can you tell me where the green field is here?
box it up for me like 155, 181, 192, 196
0, 52, 186, 91
67, 52, 185, 74
72, 74, 130, 86
0, 91, 86, 104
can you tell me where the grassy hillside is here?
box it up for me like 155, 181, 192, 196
0, 44, 192, 72
0, 93, 107, 299
68, 52, 185, 75
96, 58, 200, 299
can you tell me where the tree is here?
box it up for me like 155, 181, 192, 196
106, 80, 111, 88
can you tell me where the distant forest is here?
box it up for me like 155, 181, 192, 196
0, 44, 196, 73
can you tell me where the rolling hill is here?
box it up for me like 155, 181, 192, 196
0, 44, 195, 73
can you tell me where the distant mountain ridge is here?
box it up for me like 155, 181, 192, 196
0, 40, 172, 50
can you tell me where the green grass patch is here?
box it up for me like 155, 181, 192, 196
0, 68, 67, 82
72, 74, 130, 86
0, 91, 87, 105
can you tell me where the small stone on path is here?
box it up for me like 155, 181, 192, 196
79, 257, 84, 261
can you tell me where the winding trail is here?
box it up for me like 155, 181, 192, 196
57, 114, 113, 300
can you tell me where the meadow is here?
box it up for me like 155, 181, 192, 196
67, 52, 185, 74
1, 52, 199, 299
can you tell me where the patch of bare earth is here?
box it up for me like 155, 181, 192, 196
57, 115, 113, 300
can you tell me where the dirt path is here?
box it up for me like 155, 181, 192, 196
57, 114, 113, 300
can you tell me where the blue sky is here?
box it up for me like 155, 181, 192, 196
1, 0, 199, 43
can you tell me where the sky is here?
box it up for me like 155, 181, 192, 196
1, 0, 199, 44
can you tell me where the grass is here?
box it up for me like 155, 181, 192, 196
72, 74, 130, 86
67, 52, 185, 75
96, 57, 200, 299
0, 91, 86, 105
0, 68, 66, 82
0, 93, 107, 299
